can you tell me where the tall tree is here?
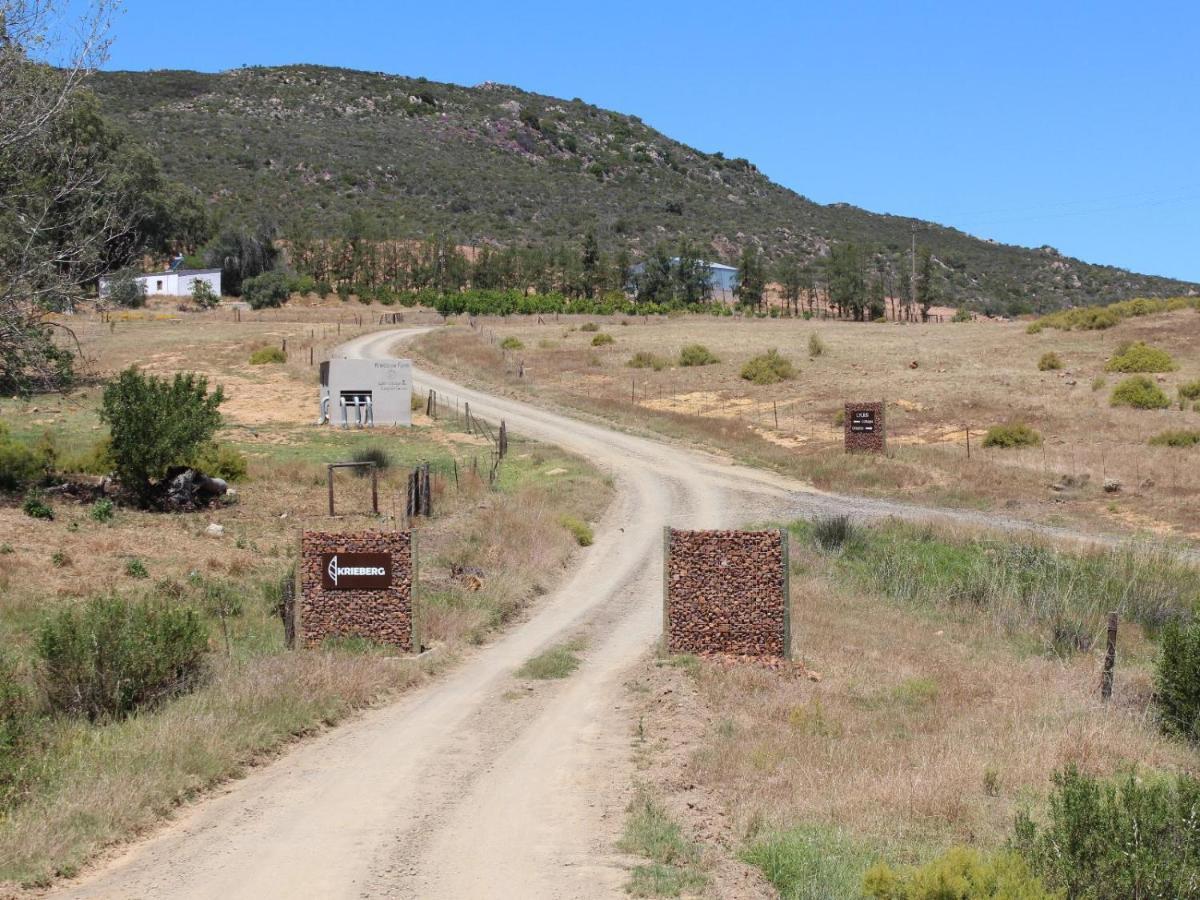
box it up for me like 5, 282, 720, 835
828, 243, 866, 320
735, 246, 765, 311
674, 241, 711, 305
917, 247, 936, 322
579, 228, 601, 299
634, 245, 673, 304
775, 256, 804, 315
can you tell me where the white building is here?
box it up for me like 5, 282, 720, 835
99, 267, 222, 299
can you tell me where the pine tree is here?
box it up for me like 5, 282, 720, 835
735, 246, 765, 311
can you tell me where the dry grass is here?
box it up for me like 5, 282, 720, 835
414, 310, 1200, 537
635, 528, 1197, 890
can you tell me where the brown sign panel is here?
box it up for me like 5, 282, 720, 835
319, 552, 393, 591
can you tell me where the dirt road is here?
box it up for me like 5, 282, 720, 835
57, 328, 1164, 899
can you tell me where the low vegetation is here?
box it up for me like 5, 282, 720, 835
1149, 429, 1200, 448
1156, 620, 1200, 741
627, 351, 668, 371
619, 791, 707, 897
591, 332, 615, 346
678, 344, 718, 367
248, 346, 287, 365
1036, 351, 1062, 371
559, 515, 594, 546
499, 336, 523, 351
865, 847, 1052, 899
808, 333, 826, 357
981, 422, 1042, 448
349, 446, 392, 473
1110, 375, 1171, 409
1028, 295, 1199, 332
742, 825, 873, 899
1178, 379, 1200, 403
516, 639, 585, 680
740, 349, 795, 385
1105, 341, 1177, 373
241, 270, 292, 309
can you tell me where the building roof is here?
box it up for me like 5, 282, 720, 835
142, 268, 222, 276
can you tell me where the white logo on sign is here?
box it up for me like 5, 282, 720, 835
327, 553, 340, 587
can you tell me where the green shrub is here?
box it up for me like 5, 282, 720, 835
289, 273, 317, 296
1157, 620, 1200, 740
952, 305, 973, 323
89, 498, 115, 523
499, 336, 523, 351
105, 269, 146, 308
1179, 380, 1200, 403
982, 423, 1043, 448
36, 595, 208, 721
742, 825, 873, 900
1037, 351, 1063, 371
125, 558, 148, 579
627, 351, 667, 371
741, 349, 795, 385
350, 446, 391, 475
864, 847, 1053, 899
1091, 376, 1106, 392
808, 333, 826, 357
1149, 430, 1200, 448
22, 490, 52, 520
58, 436, 114, 476
0, 652, 35, 805
1013, 765, 1200, 899
248, 346, 286, 365
1105, 341, 1177, 373
100, 368, 225, 504
316, 280, 332, 299
813, 514, 854, 551
560, 515, 593, 547
241, 271, 292, 309
1110, 375, 1171, 409
580, 322, 599, 332
679, 344, 719, 366
0, 426, 42, 491
591, 332, 614, 346
188, 442, 248, 481
190, 278, 219, 309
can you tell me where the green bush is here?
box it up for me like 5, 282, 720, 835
1037, 351, 1063, 371
241, 271, 292, 309
679, 344, 719, 366
36, 595, 208, 721
627, 351, 667, 371
1013, 765, 1200, 899
742, 825, 873, 900
1149, 430, 1200, 448
813, 514, 854, 551
190, 278, 219, 309
350, 446, 391, 475
1157, 620, 1200, 740
560, 515, 593, 547
248, 345, 287, 365
741, 349, 796, 385
808, 333, 826, 357
1179, 380, 1200, 403
864, 847, 1053, 899
289, 273, 317, 295
591, 332, 614, 346
0, 425, 42, 491
1110, 375, 1171, 409
580, 321, 599, 332
982, 423, 1043, 448
57, 436, 114, 476
1105, 341, 1177, 373
188, 442, 248, 481
22, 490, 52, 520
89, 498, 115, 523
499, 336, 524, 351
100, 368, 225, 504
105, 269, 146, 308
952, 305, 973, 323
0, 652, 35, 805
125, 558, 148, 579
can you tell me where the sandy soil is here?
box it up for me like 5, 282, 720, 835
54, 327, 1184, 900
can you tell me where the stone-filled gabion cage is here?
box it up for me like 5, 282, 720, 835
298, 530, 415, 650
844, 400, 886, 454
663, 528, 790, 658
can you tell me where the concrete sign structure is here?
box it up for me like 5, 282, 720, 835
319, 358, 413, 427
844, 401, 886, 453
299, 531, 415, 650
663, 528, 790, 658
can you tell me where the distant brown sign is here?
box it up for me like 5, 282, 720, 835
319, 552, 392, 591
844, 401, 886, 453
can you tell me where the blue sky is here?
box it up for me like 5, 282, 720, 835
101, 1, 1200, 282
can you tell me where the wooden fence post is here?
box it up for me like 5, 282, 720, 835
1101, 611, 1119, 701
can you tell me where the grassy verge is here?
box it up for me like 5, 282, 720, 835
618, 790, 707, 897
631, 517, 1200, 898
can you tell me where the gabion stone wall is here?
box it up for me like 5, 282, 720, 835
664, 528, 790, 658
844, 401, 886, 453
299, 530, 414, 650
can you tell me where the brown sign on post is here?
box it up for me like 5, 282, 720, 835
844, 401, 886, 453
663, 528, 790, 659
299, 531, 415, 650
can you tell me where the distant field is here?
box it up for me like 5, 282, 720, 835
412, 307, 1200, 540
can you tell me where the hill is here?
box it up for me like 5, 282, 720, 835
90, 65, 1197, 313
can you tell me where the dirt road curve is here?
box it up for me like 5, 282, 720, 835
57, 328, 1161, 900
